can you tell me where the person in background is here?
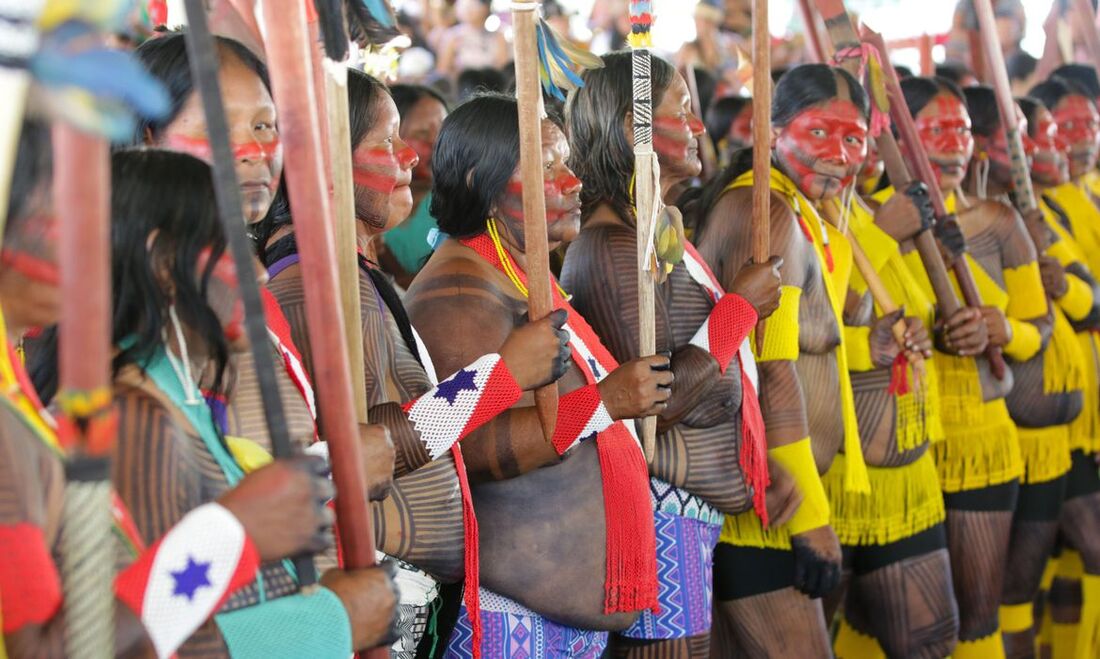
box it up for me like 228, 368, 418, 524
435, 0, 509, 79
1009, 51, 1040, 97
455, 67, 507, 104
378, 84, 449, 289
704, 95, 752, 169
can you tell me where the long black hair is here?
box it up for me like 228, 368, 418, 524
690, 64, 869, 237
110, 149, 231, 394
7, 120, 52, 241
1016, 96, 1044, 137
430, 93, 520, 237
132, 31, 270, 143
253, 68, 391, 251
565, 50, 677, 224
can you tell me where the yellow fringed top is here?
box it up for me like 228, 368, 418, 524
841, 197, 944, 451
1047, 181, 1100, 279
727, 168, 870, 493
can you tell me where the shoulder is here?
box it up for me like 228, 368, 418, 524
406, 240, 521, 312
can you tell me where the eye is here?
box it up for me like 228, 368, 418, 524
255, 121, 276, 133
810, 128, 826, 138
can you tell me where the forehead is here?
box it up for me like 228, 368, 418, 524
659, 72, 690, 106
540, 119, 568, 149
917, 92, 968, 121
359, 94, 401, 144
1054, 95, 1098, 118
792, 98, 867, 126
219, 50, 272, 106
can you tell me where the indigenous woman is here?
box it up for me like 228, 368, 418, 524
257, 72, 571, 656
885, 76, 1047, 657
803, 87, 960, 656
693, 63, 874, 656
132, 33, 329, 470
404, 93, 671, 657
704, 95, 753, 170
997, 94, 1096, 658
1029, 77, 1100, 659
1048, 64, 1100, 204
561, 52, 783, 659
377, 84, 449, 289
0, 123, 332, 658
106, 149, 398, 656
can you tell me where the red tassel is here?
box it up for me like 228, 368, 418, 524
888, 353, 910, 396
451, 443, 481, 658
796, 215, 814, 243
824, 245, 835, 273
740, 369, 770, 525
598, 424, 659, 614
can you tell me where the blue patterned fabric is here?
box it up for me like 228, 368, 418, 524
445, 588, 608, 658
618, 507, 723, 640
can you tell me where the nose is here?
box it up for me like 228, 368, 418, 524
558, 173, 582, 195
233, 138, 271, 164
396, 141, 419, 170
688, 114, 705, 136
820, 138, 849, 164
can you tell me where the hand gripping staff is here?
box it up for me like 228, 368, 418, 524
750, 0, 772, 352
511, 0, 560, 443
630, 0, 658, 460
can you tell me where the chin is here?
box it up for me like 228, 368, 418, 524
549, 217, 581, 245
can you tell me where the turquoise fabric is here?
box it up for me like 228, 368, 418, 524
382, 191, 437, 273
215, 587, 353, 659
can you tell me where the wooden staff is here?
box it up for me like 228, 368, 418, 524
797, 0, 827, 64
630, 0, 657, 460
256, 0, 376, 579
919, 33, 934, 76
511, 1, 559, 442
752, 0, 770, 268
974, 0, 1038, 214
1073, 0, 1100, 83
54, 124, 115, 659
810, 0, 961, 319
861, 25, 1008, 379
181, 0, 319, 585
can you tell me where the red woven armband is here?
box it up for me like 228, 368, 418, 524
0, 522, 62, 633
689, 293, 758, 373
115, 503, 260, 659
550, 384, 614, 455
401, 353, 523, 458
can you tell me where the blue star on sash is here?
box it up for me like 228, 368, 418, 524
433, 368, 478, 404
171, 556, 213, 601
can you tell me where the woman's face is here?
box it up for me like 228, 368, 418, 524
157, 50, 283, 224
913, 92, 973, 192
1051, 94, 1100, 179
400, 95, 447, 185
0, 189, 61, 331
774, 97, 868, 201
496, 120, 582, 251
351, 94, 419, 234
727, 103, 753, 149
983, 104, 1035, 188
651, 72, 705, 183
1029, 105, 1070, 187
859, 136, 884, 189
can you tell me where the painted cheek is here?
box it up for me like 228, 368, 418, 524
232, 138, 281, 163
352, 148, 400, 193
0, 251, 60, 286
652, 116, 694, 158
1, 216, 60, 285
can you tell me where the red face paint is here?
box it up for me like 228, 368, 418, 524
351, 146, 416, 194
914, 93, 973, 189
164, 134, 213, 162
0, 250, 60, 286
504, 173, 582, 221
231, 137, 281, 163
1, 214, 60, 285
652, 113, 703, 175
775, 100, 868, 200
162, 134, 281, 165
196, 247, 244, 342
1053, 95, 1100, 176
1031, 112, 1070, 186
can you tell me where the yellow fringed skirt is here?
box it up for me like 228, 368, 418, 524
822, 450, 946, 547
1017, 424, 1073, 485
933, 397, 1023, 493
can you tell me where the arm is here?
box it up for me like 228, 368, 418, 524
1063, 264, 1100, 331
560, 224, 726, 431
405, 256, 559, 482
998, 204, 1054, 361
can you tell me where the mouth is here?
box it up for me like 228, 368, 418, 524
240, 181, 272, 194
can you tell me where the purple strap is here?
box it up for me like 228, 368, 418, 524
267, 253, 300, 279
